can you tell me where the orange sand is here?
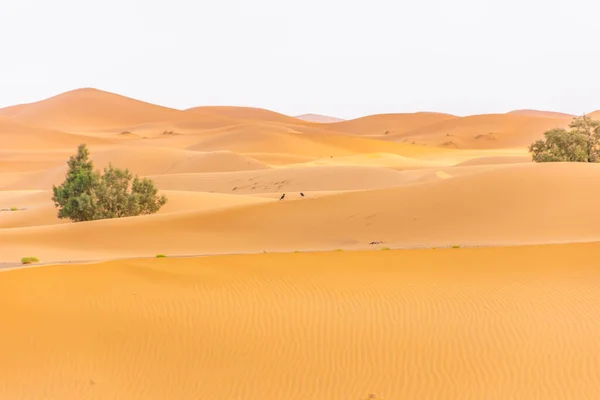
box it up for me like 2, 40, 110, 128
2, 246, 600, 399
1, 87, 598, 399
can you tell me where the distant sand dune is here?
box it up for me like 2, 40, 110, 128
295, 113, 345, 123
507, 109, 576, 118
186, 105, 307, 126
8, 88, 188, 132
397, 113, 572, 148
320, 112, 458, 136
2, 247, 600, 399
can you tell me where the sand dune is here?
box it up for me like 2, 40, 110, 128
0, 189, 274, 229
0, 103, 28, 117
507, 109, 576, 118
2, 246, 600, 399
90, 146, 270, 175
398, 113, 572, 148
295, 113, 345, 123
321, 112, 458, 136
0, 116, 111, 149
185, 125, 355, 157
8, 88, 189, 133
147, 165, 413, 194
3, 162, 600, 262
289, 152, 447, 170
2, 87, 600, 399
186, 105, 307, 126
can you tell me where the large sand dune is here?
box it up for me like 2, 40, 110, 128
321, 112, 458, 136
1, 87, 597, 399
2, 246, 600, 399
186, 105, 308, 126
0, 116, 112, 149
295, 113, 345, 123
397, 113, 572, 148
7, 88, 189, 133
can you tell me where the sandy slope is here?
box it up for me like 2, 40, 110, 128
295, 113, 345, 123
8, 88, 189, 133
321, 112, 458, 136
186, 105, 308, 126
0, 116, 112, 149
395, 113, 572, 148
2, 246, 600, 399
0, 190, 274, 229
508, 109, 576, 118
3, 162, 600, 262
2, 87, 599, 399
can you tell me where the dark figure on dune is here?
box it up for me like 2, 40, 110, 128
300, 192, 305, 197
279, 193, 285, 200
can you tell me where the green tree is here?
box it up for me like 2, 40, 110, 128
529, 115, 600, 162
52, 144, 167, 222
51, 144, 101, 222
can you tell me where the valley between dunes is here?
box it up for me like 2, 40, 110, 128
1, 88, 600, 399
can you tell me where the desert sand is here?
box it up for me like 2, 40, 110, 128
1, 88, 599, 399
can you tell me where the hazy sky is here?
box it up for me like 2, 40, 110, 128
1, 0, 600, 119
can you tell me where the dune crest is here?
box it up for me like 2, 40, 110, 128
295, 113, 345, 123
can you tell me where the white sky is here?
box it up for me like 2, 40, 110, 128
1, 0, 599, 119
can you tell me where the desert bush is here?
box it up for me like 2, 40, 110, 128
156, 254, 167, 258
51, 144, 167, 222
21, 257, 39, 264
10, 207, 18, 211
530, 115, 600, 162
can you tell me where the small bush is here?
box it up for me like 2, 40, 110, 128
156, 254, 167, 258
380, 247, 391, 251
452, 245, 460, 249
21, 257, 39, 264
52, 144, 167, 222
10, 207, 19, 211
530, 115, 600, 162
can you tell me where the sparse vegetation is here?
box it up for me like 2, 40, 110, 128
452, 245, 460, 249
10, 207, 19, 211
380, 247, 391, 251
529, 115, 600, 162
51, 144, 168, 222
21, 257, 39, 265
156, 254, 167, 258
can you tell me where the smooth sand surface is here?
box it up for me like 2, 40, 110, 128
2, 246, 600, 399
295, 113, 345, 123
1, 87, 598, 399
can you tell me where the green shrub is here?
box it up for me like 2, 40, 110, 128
156, 254, 167, 258
380, 247, 391, 251
21, 257, 39, 264
452, 245, 460, 249
530, 115, 600, 162
10, 207, 19, 211
52, 144, 167, 222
